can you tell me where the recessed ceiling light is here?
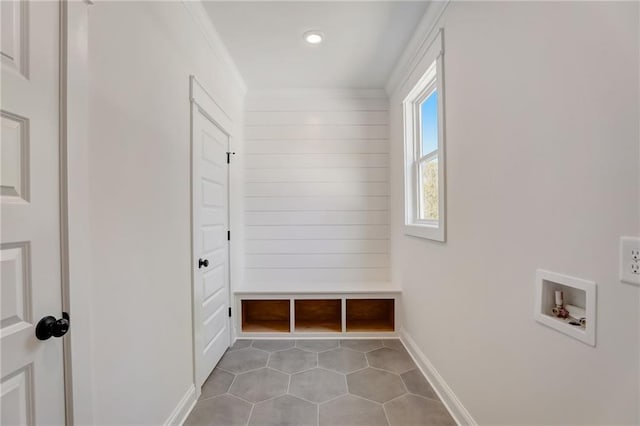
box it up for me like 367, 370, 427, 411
303, 31, 324, 45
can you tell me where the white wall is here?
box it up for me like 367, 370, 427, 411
87, 2, 244, 423
243, 90, 390, 287
389, 2, 640, 424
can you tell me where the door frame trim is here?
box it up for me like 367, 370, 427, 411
189, 75, 234, 398
62, 1, 95, 424
60, 2, 71, 423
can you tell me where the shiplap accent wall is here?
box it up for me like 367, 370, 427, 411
244, 90, 390, 285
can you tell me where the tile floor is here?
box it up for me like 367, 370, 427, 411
185, 339, 456, 426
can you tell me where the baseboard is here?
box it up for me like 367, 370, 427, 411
164, 384, 197, 426
400, 328, 476, 426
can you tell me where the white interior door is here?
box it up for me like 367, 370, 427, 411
1, 1, 67, 424
192, 104, 231, 392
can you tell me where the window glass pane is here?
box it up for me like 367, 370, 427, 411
419, 157, 439, 221
420, 90, 438, 156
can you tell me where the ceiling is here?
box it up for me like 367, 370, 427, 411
203, 1, 430, 89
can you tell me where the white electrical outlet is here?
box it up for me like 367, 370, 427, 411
620, 236, 640, 286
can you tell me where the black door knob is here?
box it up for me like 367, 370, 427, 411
35, 313, 70, 341
198, 258, 209, 269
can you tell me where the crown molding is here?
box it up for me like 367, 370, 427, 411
246, 88, 388, 100
181, 0, 247, 95
385, 0, 450, 96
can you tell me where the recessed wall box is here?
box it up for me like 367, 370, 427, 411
534, 269, 596, 346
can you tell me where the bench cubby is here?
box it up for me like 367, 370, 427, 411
294, 299, 342, 332
346, 298, 394, 332
241, 299, 291, 332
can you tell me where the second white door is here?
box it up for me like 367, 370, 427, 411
192, 104, 231, 392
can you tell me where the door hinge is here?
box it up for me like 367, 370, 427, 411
227, 230, 230, 241
228, 307, 232, 317
226, 151, 235, 164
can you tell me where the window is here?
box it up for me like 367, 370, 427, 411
403, 30, 445, 241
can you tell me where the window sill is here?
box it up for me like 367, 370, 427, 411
403, 223, 445, 242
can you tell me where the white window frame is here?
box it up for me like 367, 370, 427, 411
402, 30, 446, 241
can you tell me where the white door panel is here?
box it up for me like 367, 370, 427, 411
203, 304, 226, 344
202, 207, 225, 226
203, 265, 225, 301
1, 1, 66, 424
202, 180, 224, 207
192, 104, 230, 393
203, 228, 226, 254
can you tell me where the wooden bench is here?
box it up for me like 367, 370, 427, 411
234, 283, 401, 338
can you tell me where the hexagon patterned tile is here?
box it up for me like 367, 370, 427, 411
318, 348, 367, 374
184, 394, 251, 426
401, 369, 438, 400
228, 339, 252, 352
366, 347, 416, 374
268, 348, 317, 374
382, 339, 406, 352
296, 339, 339, 353
249, 395, 317, 426
200, 369, 234, 399
347, 368, 406, 403
252, 339, 295, 352
290, 368, 347, 403
217, 348, 269, 374
185, 339, 456, 426
229, 368, 288, 402
340, 339, 383, 352
385, 394, 457, 426
320, 395, 388, 426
